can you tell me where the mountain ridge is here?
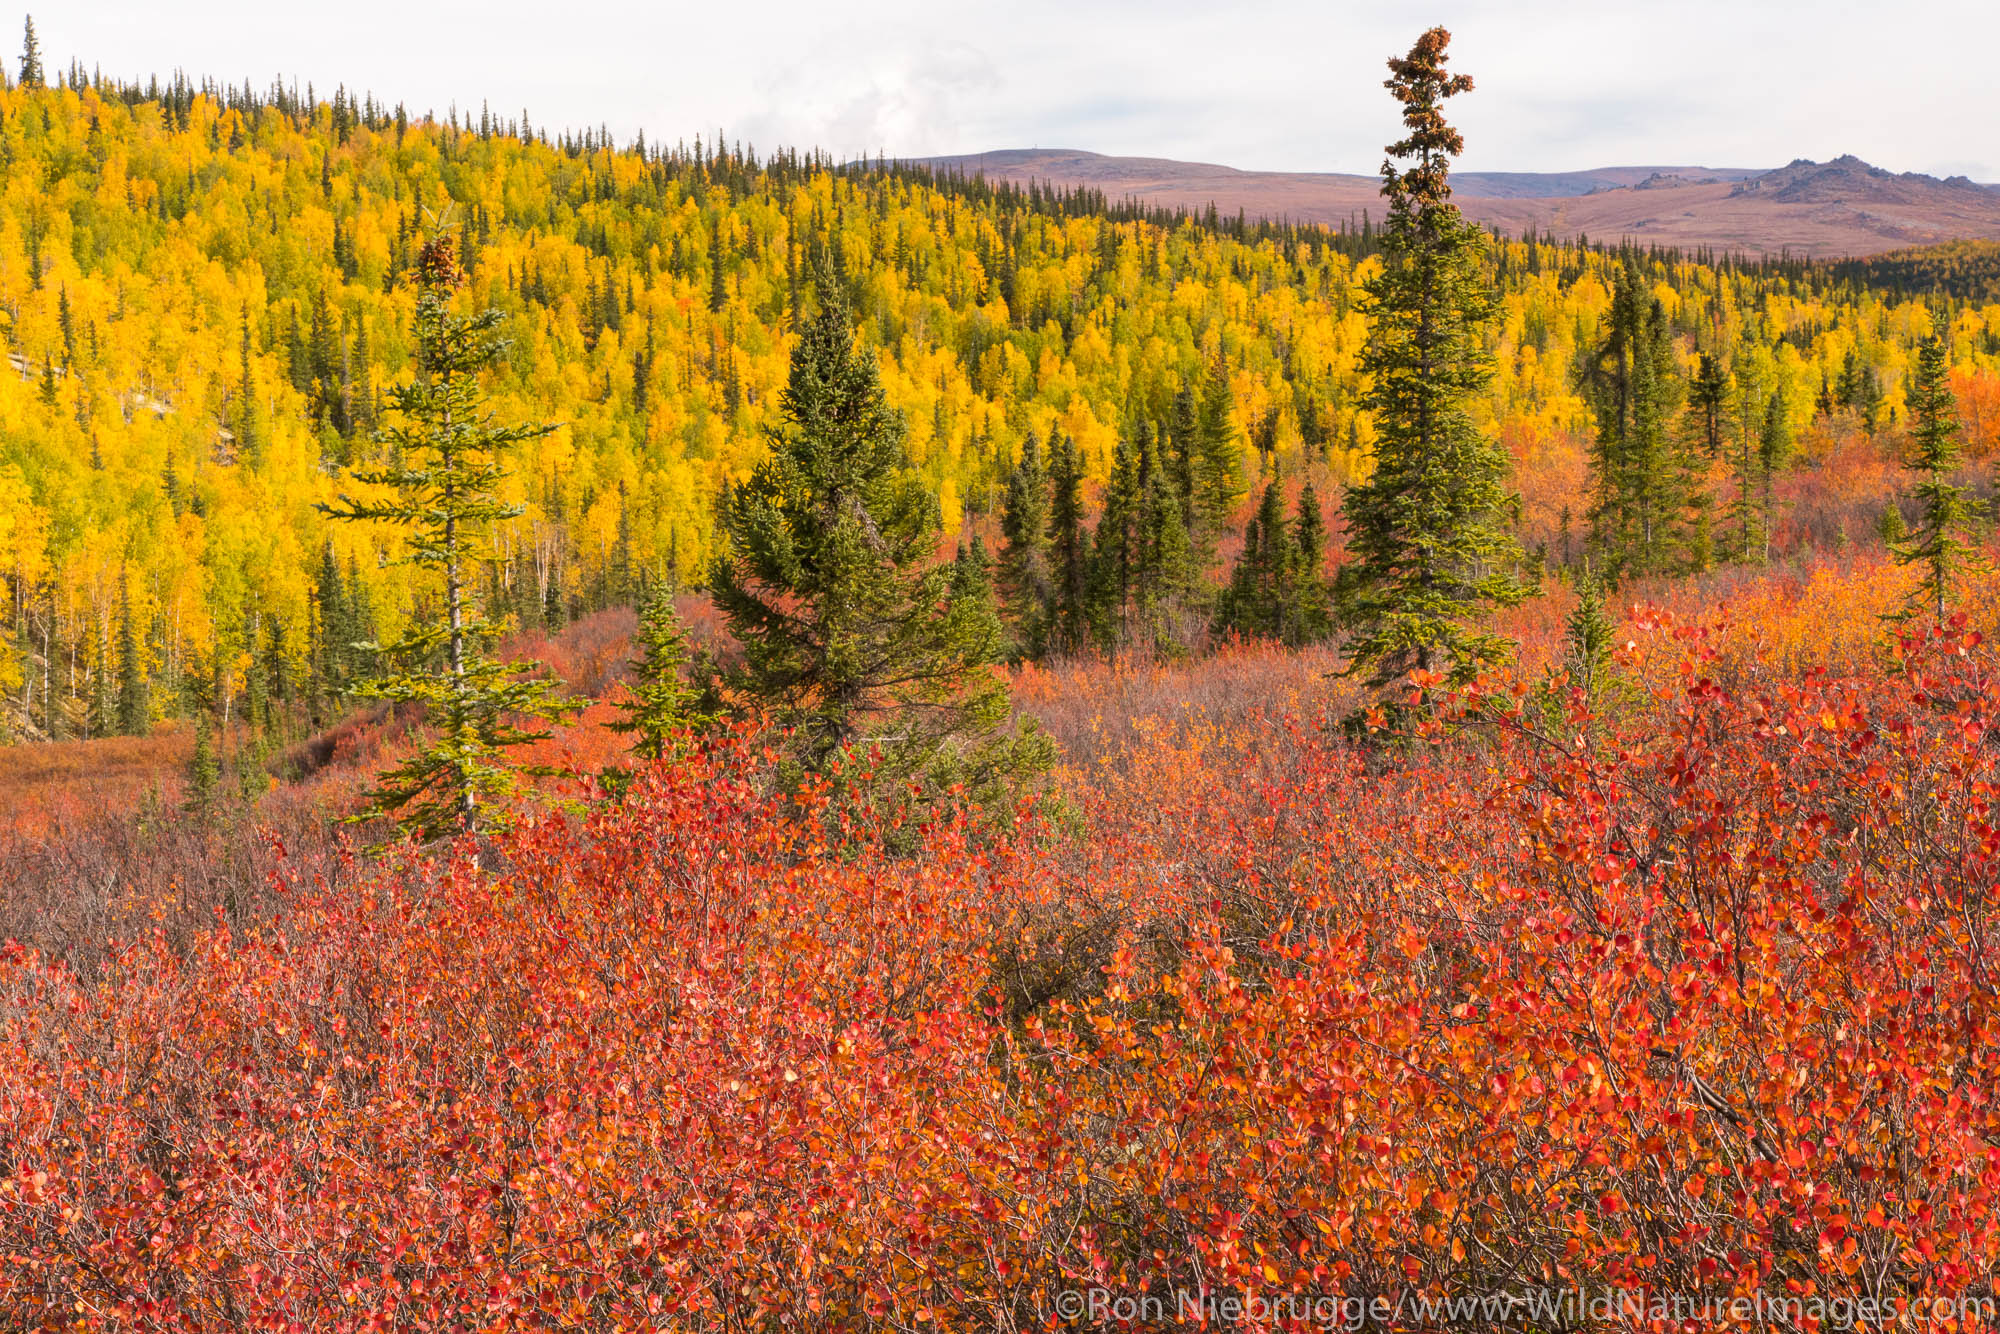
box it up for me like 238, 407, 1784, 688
910, 149, 2000, 257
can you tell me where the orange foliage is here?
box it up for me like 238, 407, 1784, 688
1957, 366, 2000, 458
9, 561, 2000, 1328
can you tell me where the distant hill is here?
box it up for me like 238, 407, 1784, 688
913, 149, 2000, 258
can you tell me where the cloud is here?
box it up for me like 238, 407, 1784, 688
737, 39, 1000, 160
30, 0, 2000, 179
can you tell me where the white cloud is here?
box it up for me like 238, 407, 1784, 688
26, 0, 2000, 179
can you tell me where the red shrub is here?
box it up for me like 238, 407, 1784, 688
7, 585, 2000, 1328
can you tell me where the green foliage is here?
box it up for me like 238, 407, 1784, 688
1045, 430, 1090, 658
1758, 391, 1793, 563
1586, 254, 1682, 579
997, 432, 1054, 658
1878, 500, 1908, 547
1084, 424, 1200, 654
610, 587, 713, 763
1337, 28, 1534, 687
1190, 355, 1245, 554
18, 16, 40, 90
115, 578, 148, 736
1562, 562, 1617, 703
1534, 560, 1622, 737
1286, 481, 1335, 645
710, 264, 1046, 796
1217, 474, 1291, 641
319, 231, 574, 842
1891, 332, 1983, 622
183, 713, 220, 823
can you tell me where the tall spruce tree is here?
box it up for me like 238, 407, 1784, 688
115, 577, 148, 736
318, 229, 572, 842
1726, 359, 1769, 564
1757, 391, 1792, 564
1190, 355, 1244, 557
1217, 473, 1290, 640
18, 16, 41, 90
1892, 332, 1982, 621
1084, 432, 1143, 649
1585, 254, 1680, 578
997, 430, 1054, 658
1337, 28, 1532, 686
1676, 349, 1729, 570
709, 263, 1034, 788
1286, 482, 1335, 645
1045, 428, 1090, 656
1134, 423, 1197, 648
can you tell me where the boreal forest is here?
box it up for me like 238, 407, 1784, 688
7, 14, 2000, 1331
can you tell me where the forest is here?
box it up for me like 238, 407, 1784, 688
7, 14, 2000, 1332
2, 34, 1999, 744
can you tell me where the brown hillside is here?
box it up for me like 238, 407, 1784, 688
918, 149, 2000, 258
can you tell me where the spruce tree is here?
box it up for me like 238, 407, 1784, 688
997, 431, 1054, 658
1217, 474, 1289, 640
318, 229, 573, 842
610, 586, 710, 762
1286, 482, 1335, 645
18, 16, 41, 90
1137, 431, 1197, 644
1757, 391, 1792, 563
1190, 355, 1244, 554
235, 304, 261, 465
1726, 360, 1769, 564
709, 263, 1035, 789
1892, 333, 1982, 622
1085, 432, 1143, 649
1877, 501, 1908, 547
1045, 428, 1090, 656
1168, 385, 1199, 528
1562, 561, 1616, 704
1585, 255, 1680, 578
1675, 349, 1728, 570
1337, 28, 1532, 686
184, 713, 220, 824
116, 578, 148, 736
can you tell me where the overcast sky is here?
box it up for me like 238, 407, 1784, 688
32, 1, 2000, 181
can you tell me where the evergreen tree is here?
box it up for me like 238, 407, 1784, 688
1337, 28, 1532, 686
1045, 428, 1090, 657
1687, 351, 1729, 458
1757, 391, 1792, 563
1877, 500, 1908, 547
1725, 360, 1769, 564
1675, 349, 1728, 570
708, 263, 1035, 789
1286, 481, 1335, 645
1167, 384, 1199, 528
997, 430, 1054, 657
708, 222, 729, 314
19, 16, 41, 90
610, 586, 709, 762
318, 229, 573, 842
1585, 254, 1680, 578
1891, 333, 1982, 622
1136, 429, 1197, 644
1562, 561, 1616, 704
1085, 432, 1143, 648
184, 713, 220, 824
1190, 355, 1243, 554
1216, 474, 1289, 640
116, 578, 148, 735
235, 303, 260, 464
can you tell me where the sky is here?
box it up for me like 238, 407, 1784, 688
31, 1, 2000, 181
